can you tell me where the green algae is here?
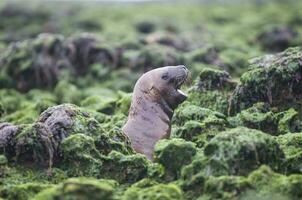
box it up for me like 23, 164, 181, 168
1, 182, 51, 200
276, 133, 302, 174
228, 103, 301, 135
60, 134, 103, 177
187, 68, 236, 114
229, 47, 302, 116
203, 127, 285, 176
154, 138, 197, 181
246, 165, 302, 200
33, 178, 117, 200
172, 104, 228, 147
199, 176, 251, 200
122, 183, 183, 200
100, 151, 149, 184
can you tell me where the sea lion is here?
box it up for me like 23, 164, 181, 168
122, 65, 189, 160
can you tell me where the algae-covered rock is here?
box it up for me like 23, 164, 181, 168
143, 32, 189, 52
173, 104, 226, 126
199, 176, 252, 200
122, 183, 183, 200
172, 120, 204, 145
123, 44, 185, 72
0, 183, 50, 200
187, 46, 221, 66
33, 178, 117, 200
154, 138, 197, 181
203, 127, 284, 176
277, 108, 301, 135
0, 33, 121, 92
80, 91, 131, 116
0, 104, 105, 167
187, 46, 250, 76
188, 68, 236, 114
246, 165, 302, 200
95, 127, 133, 156
181, 127, 284, 181
66, 33, 120, 74
256, 26, 298, 52
0, 154, 8, 177
1, 100, 55, 124
0, 4, 50, 43
0, 123, 19, 156
0, 89, 26, 115
100, 151, 149, 183
173, 104, 228, 146
60, 134, 102, 177
229, 47, 302, 115
276, 132, 302, 174
135, 21, 156, 34
228, 102, 277, 134
229, 103, 301, 135
0, 33, 72, 92
194, 68, 236, 91
54, 80, 83, 104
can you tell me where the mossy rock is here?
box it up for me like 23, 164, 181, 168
1, 100, 55, 124
135, 21, 156, 34
229, 102, 301, 135
277, 108, 301, 135
245, 165, 302, 200
0, 154, 7, 165
173, 104, 228, 146
276, 132, 302, 174
194, 68, 236, 91
256, 26, 298, 52
0, 154, 8, 177
80, 91, 131, 116
186, 46, 220, 66
100, 151, 150, 184
0, 89, 26, 115
95, 126, 133, 156
33, 178, 117, 200
0, 182, 51, 200
198, 176, 252, 200
229, 47, 302, 116
123, 44, 185, 72
122, 183, 183, 200
203, 127, 285, 176
173, 104, 226, 126
54, 80, 83, 105
187, 68, 236, 114
218, 48, 250, 76
142, 32, 189, 51
172, 120, 205, 146
0, 33, 70, 92
0, 104, 106, 168
60, 134, 102, 177
154, 138, 197, 181
181, 127, 285, 182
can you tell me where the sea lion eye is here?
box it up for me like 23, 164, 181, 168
161, 72, 169, 80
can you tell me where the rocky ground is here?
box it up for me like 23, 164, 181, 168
0, 1, 302, 199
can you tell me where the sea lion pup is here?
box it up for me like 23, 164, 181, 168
122, 65, 189, 160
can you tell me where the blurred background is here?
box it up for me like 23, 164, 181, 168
0, 0, 301, 120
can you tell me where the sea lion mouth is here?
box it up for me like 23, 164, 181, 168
174, 73, 188, 98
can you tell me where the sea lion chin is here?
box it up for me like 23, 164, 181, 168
122, 65, 189, 160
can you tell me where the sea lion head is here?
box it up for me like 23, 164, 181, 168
136, 65, 189, 110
